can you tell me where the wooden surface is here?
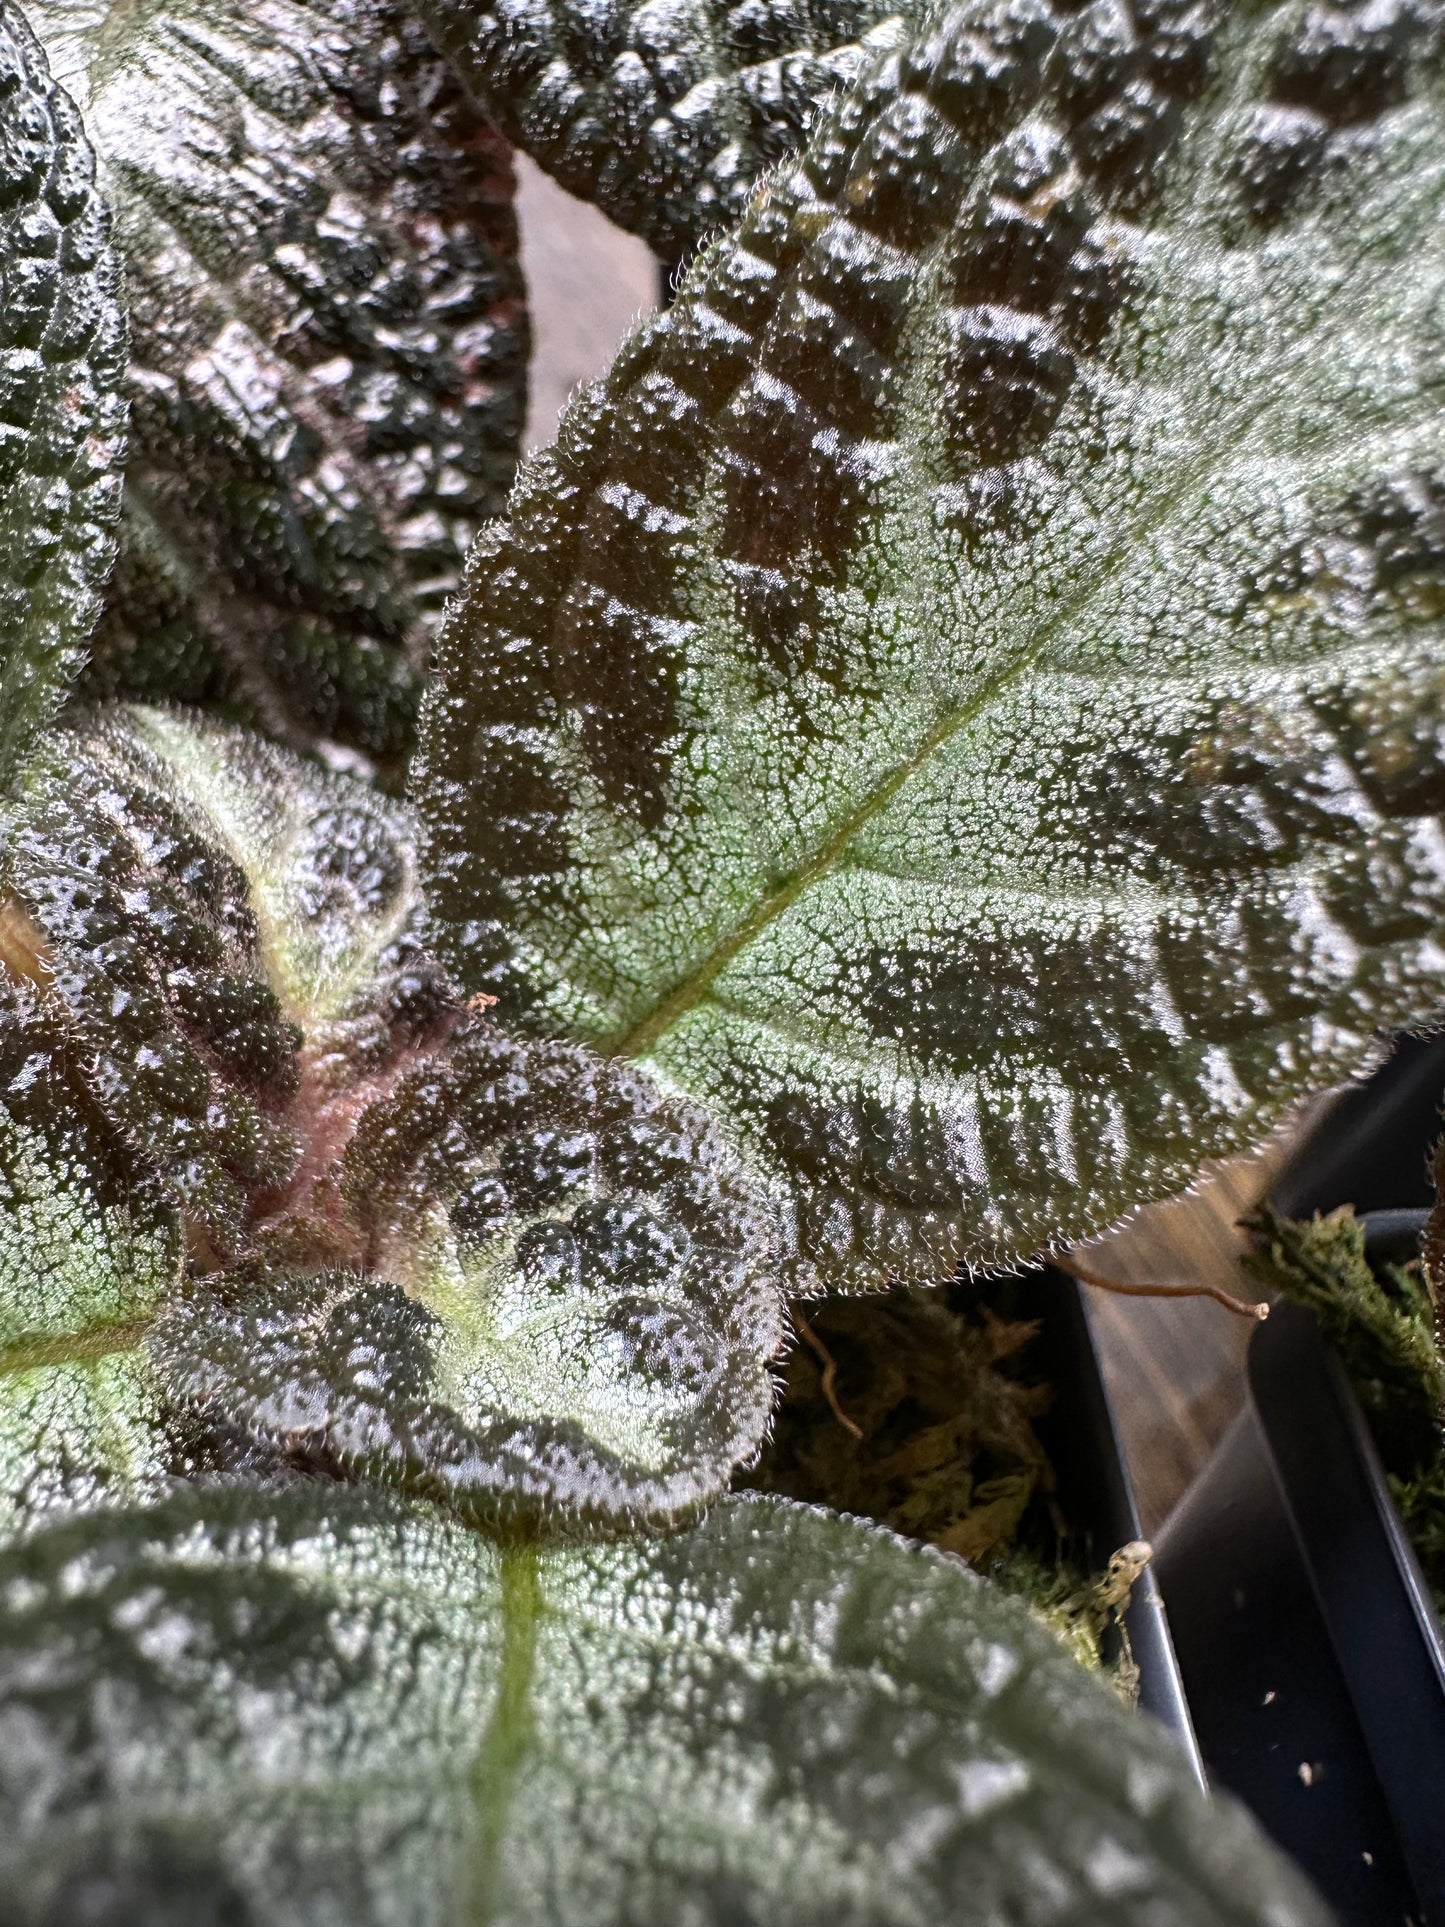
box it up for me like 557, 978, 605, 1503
1073, 1107, 1329, 1533
511, 165, 1331, 1544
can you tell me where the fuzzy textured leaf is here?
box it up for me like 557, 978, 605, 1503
418, 0, 1445, 1291
0, 0, 125, 789
0, 982, 187, 1539
419, 0, 906, 259
0, 701, 446, 1534
4, 708, 781, 1528
0, 1484, 1327, 1926
27, 0, 528, 771
154, 1021, 782, 1532
3, 705, 445, 1257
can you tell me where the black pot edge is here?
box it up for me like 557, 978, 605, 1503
1038, 1033, 1445, 1794
1152, 1297, 1445, 1924
1261, 1034, 1445, 1920
1249, 1296, 1445, 1914
1147, 1027, 1445, 1926
1033, 1267, 1206, 1785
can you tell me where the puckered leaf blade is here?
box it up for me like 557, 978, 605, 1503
3, 683, 454, 1511
154, 1023, 783, 1533
0, 1484, 1328, 1926
0, 981, 187, 1539
26, 0, 528, 771
0, 1, 126, 790
2, 705, 441, 1257
5, 707, 782, 1527
418, 0, 906, 259
417, 0, 1445, 1291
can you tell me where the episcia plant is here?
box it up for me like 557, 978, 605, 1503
24, 0, 529, 777
0, 0, 1441, 1915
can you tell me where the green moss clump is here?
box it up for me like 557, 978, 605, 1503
745, 1283, 1148, 1693
987, 1546, 1151, 1697
746, 1288, 1051, 1563
1245, 1205, 1445, 1611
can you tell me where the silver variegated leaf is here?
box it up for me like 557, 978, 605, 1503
5, 707, 782, 1528
417, 0, 1445, 1291
0, 1485, 1328, 1926
3, 705, 444, 1257
0, 981, 187, 1540
153, 1021, 782, 1532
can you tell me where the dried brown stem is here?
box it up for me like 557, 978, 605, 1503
793, 1310, 864, 1439
0, 897, 52, 990
1056, 1251, 1269, 1322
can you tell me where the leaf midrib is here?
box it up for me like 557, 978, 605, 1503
611, 368, 1270, 1062
464, 1541, 541, 1927
598, 8, 1426, 1068
0, 1317, 151, 1375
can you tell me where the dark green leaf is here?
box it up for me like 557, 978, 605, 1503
419, 0, 907, 259
0, 1484, 1328, 1926
5, 707, 781, 1527
0, 0, 125, 790
417, 0, 1445, 1291
154, 1021, 783, 1532
27, 0, 528, 771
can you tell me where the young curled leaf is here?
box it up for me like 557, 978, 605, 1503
2, 704, 459, 1259
27, 0, 528, 771
417, 0, 1445, 1292
154, 1023, 784, 1532
0, 0, 126, 789
418, 0, 907, 259
0, 1484, 1328, 1926
0, 697, 444, 1538
2, 706, 782, 1529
